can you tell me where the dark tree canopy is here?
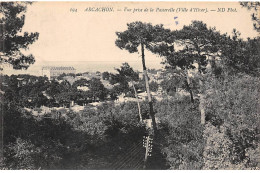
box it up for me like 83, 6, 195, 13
115, 21, 171, 54
102, 71, 110, 80
220, 30, 260, 76
109, 62, 139, 95
88, 78, 108, 101
115, 62, 139, 82
155, 21, 223, 74
0, 2, 39, 70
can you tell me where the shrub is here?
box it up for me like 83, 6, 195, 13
202, 73, 260, 169
155, 96, 205, 169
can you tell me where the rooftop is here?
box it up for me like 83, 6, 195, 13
42, 66, 76, 70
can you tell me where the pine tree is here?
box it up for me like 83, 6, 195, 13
0, 2, 39, 70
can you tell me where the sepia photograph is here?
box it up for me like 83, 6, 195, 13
0, 1, 259, 170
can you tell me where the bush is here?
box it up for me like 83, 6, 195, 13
154, 96, 205, 169
202, 73, 260, 169
2, 100, 147, 169
150, 81, 159, 92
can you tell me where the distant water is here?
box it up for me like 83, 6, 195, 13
2, 61, 164, 76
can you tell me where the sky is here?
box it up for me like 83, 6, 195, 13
2, 1, 259, 75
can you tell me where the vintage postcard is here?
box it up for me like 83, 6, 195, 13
0, 1, 259, 170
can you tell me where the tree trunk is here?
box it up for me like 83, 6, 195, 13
199, 79, 205, 125
131, 81, 142, 122
186, 72, 194, 104
189, 88, 194, 104
197, 61, 206, 125
141, 43, 157, 133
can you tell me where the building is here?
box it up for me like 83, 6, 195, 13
42, 66, 76, 80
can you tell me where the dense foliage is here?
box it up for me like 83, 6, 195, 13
155, 97, 204, 169
1, 74, 109, 108
202, 73, 260, 169
1, 100, 147, 169
0, 2, 39, 70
